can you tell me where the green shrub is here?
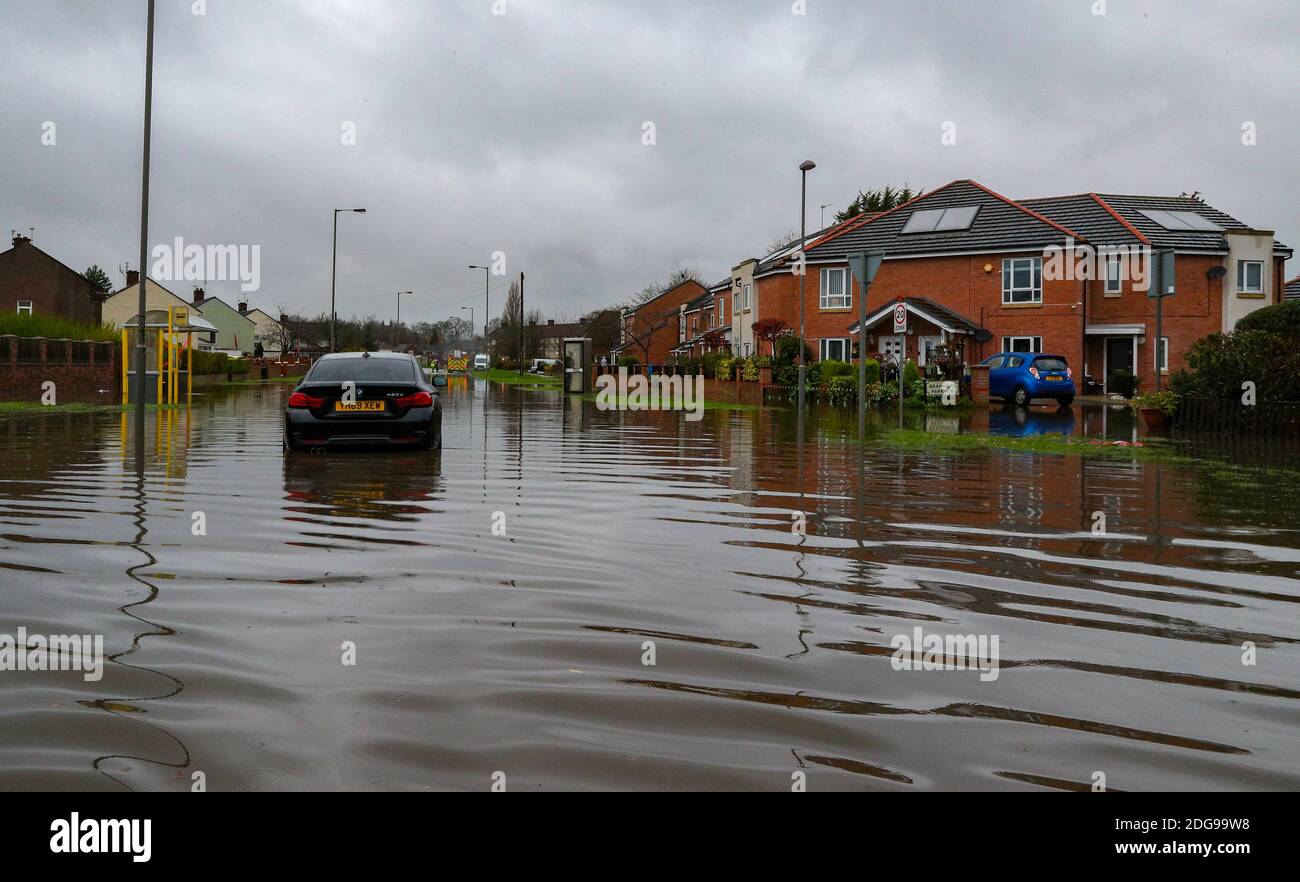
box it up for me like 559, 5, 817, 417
617, 354, 639, 368
862, 358, 881, 385
819, 359, 852, 379
752, 354, 772, 368
1170, 329, 1300, 402
825, 375, 857, 406
774, 335, 813, 367
741, 357, 759, 382
902, 358, 920, 392
0, 313, 118, 342
1235, 300, 1300, 339
1109, 368, 1138, 398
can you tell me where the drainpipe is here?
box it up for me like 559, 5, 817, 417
1080, 276, 1088, 387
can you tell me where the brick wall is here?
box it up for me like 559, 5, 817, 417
0, 336, 119, 404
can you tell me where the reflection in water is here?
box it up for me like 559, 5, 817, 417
0, 383, 1298, 790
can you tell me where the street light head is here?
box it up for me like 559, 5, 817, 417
799, 160, 816, 172
352, 208, 366, 214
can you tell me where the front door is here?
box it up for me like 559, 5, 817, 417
1105, 337, 1134, 393
879, 335, 904, 366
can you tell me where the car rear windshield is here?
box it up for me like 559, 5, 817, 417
1033, 357, 1068, 371
308, 358, 416, 383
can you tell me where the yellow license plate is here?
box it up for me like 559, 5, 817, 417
334, 401, 386, 413
1045, 376, 1063, 382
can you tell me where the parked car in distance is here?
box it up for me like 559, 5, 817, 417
284, 351, 444, 451
981, 352, 1075, 407
529, 358, 561, 373
473, 353, 490, 370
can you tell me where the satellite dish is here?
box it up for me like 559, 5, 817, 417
1207, 265, 1227, 280
973, 329, 993, 343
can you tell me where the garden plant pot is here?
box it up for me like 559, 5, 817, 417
1139, 407, 1169, 430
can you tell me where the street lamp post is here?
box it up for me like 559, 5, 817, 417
798, 160, 816, 417
467, 264, 491, 338
330, 207, 366, 352
134, 0, 156, 447
395, 290, 411, 350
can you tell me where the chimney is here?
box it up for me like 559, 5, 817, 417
192, 286, 205, 304
279, 313, 288, 324
126, 269, 140, 287
11, 234, 31, 248
238, 301, 248, 314
547, 318, 555, 325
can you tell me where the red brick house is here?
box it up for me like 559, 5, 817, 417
615, 277, 708, 365
0, 235, 107, 325
753, 179, 1292, 394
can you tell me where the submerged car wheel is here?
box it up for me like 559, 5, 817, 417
1013, 385, 1029, 406
1057, 395, 1074, 407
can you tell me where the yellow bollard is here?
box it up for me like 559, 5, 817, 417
120, 329, 128, 405
156, 329, 164, 405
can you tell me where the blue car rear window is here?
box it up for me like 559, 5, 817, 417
1033, 357, 1068, 371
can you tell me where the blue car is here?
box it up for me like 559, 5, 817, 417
981, 352, 1075, 407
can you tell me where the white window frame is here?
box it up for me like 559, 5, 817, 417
1104, 254, 1123, 295
1156, 336, 1169, 372
742, 283, 751, 312
1237, 260, 1263, 295
819, 338, 850, 362
733, 287, 740, 314
819, 267, 850, 310
743, 342, 750, 357
1002, 257, 1043, 304
16, 300, 33, 315
1001, 335, 1042, 353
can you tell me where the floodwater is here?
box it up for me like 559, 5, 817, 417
2, 379, 1298, 791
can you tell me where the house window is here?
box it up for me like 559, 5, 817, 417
1001, 336, 1042, 353
733, 287, 740, 314
1237, 260, 1263, 295
743, 342, 750, 357
742, 283, 751, 311
16, 300, 33, 315
1157, 337, 1169, 372
719, 297, 726, 323
820, 338, 850, 362
1104, 254, 1123, 294
820, 268, 850, 309
1002, 257, 1042, 304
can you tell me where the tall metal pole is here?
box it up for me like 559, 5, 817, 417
518, 272, 525, 379
134, 0, 156, 448
798, 166, 809, 416
483, 267, 490, 339
330, 210, 339, 352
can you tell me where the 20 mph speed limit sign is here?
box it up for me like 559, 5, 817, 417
893, 303, 907, 333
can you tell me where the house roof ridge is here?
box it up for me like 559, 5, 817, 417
1087, 193, 1151, 245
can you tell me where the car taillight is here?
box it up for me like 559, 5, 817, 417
394, 391, 433, 408
1029, 367, 1040, 379
287, 391, 324, 409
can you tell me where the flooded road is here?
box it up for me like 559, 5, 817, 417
2, 380, 1298, 791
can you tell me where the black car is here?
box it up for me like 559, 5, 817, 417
284, 352, 444, 451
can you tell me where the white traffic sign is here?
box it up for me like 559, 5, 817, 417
893, 303, 907, 333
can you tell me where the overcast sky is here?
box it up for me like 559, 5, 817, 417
2, 0, 1296, 326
